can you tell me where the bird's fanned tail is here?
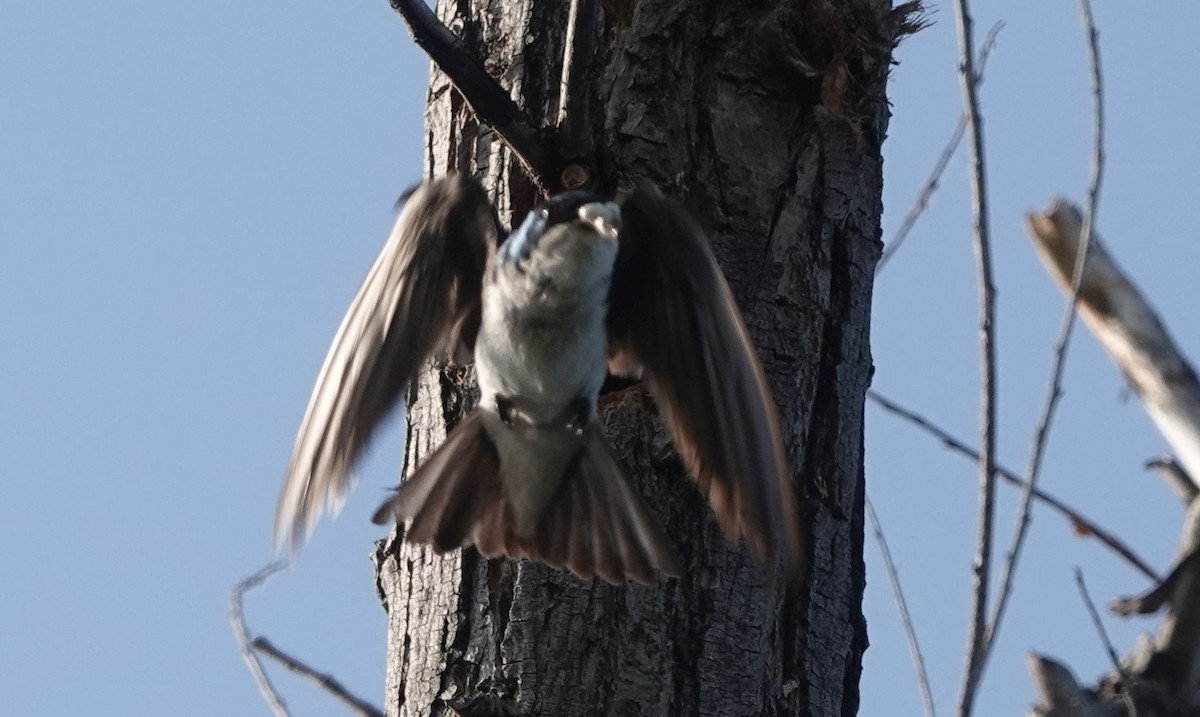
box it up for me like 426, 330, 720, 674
372, 412, 682, 585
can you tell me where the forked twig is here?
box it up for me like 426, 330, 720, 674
230, 561, 291, 717
983, 0, 1106, 667
866, 498, 937, 717
231, 562, 385, 717
877, 21, 1004, 274
868, 391, 1158, 581
252, 638, 385, 717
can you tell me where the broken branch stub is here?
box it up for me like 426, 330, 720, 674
1026, 199, 1200, 484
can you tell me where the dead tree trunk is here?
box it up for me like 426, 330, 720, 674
373, 1, 903, 715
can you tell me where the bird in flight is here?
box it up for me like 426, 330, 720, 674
275, 174, 802, 585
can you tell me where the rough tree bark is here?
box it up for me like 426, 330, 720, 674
372, 2, 905, 715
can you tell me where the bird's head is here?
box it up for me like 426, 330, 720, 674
498, 192, 622, 282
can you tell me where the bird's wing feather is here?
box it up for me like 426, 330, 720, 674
607, 185, 804, 577
275, 175, 497, 553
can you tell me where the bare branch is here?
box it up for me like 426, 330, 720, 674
984, 0, 1108, 668
869, 390, 1159, 581
389, 0, 553, 191
1145, 455, 1199, 504
1027, 186, 1200, 702
230, 561, 291, 717
1026, 202, 1200, 483
866, 498, 937, 717
231, 563, 385, 717
877, 21, 1004, 274
252, 638, 385, 717
1075, 568, 1139, 717
1111, 547, 1200, 618
950, 4, 999, 711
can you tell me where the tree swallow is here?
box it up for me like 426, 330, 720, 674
275, 175, 802, 585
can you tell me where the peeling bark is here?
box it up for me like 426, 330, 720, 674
374, 1, 900, 715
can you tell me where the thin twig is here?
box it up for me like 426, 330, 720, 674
868, 391, 1159, 581
877, 21, 1004, 274
389, 0, 553, 191
1076, 0, 1105, 283
950, 1, 998, 714
983, 0, 1106, 667
230, 561, 291, 717
1074, 568, 1139, 717
1076, 568, 1122, 668
252, 638, 385, 717
866, 498, 937, 717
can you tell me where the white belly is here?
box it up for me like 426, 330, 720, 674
473, 276, 610, 533
474, 283, 608, 422
470, 216, 619, 532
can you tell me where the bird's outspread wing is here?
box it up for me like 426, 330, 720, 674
607, 186, 804, 577
275, 175, 498, 553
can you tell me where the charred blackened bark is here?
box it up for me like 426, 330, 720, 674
373, 1, 906, 715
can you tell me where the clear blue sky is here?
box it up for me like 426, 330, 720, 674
3, 2, 1197, 715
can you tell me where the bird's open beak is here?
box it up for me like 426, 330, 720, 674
578, 202, 622, 240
